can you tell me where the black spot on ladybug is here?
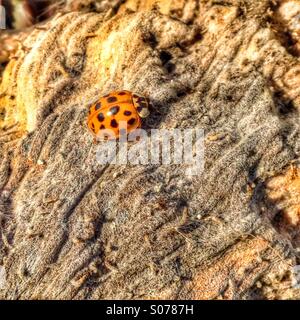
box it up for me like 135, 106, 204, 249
107, 96, 117, 103
128, 118, 136, 125
111, 119, 118, 128
95, 102, 101, 110
118, 91, 127, 95
100, 124, 105, 129
97, 113, 105, 122
124, 110, 132, 116
109, 106, 120, 115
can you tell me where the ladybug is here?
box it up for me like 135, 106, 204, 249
87, 90, 150, 140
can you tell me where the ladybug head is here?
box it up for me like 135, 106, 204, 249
132, 93, 150, 118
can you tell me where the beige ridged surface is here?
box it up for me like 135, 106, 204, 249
1, 0, 300, 299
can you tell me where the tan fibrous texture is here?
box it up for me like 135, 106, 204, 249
1, 0, 300, 299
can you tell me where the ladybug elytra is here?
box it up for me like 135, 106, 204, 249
87, 90, 150, 140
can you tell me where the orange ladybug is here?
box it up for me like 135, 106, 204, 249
87, 90, 150, 140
